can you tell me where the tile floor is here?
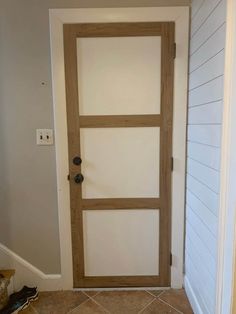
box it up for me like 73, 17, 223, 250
19, 289, 193, 314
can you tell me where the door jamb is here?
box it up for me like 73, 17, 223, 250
49, 7, 189, 289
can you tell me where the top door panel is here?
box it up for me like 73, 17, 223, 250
77, 36, 161, 115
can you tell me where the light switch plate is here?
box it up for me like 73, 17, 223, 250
36, 129, 54, 145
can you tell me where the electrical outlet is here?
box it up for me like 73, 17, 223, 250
36, 129, 53, 145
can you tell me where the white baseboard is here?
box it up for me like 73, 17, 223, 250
0, 243, 63, 291
184, 276, 204, 314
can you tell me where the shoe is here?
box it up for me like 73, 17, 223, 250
0, 296, 30, 314
10, 286, 38, 302
0, 286, 38, 313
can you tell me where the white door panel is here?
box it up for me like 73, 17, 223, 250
77, 36, 161, 115
83, 210, 159, 276
80, 127, 160, 199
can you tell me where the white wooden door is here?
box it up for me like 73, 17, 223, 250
64, 22, 175, 287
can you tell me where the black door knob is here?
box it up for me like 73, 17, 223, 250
73, 156, 82, 165
74, 173, 84, 184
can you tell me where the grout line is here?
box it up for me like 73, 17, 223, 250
145, 290, 159, 298
20, 290, 193, 314
89, 295, 111, 314
138, 297, 156, 314
26, 305, 38, 314
156, 290, 165, 298
28, 302, 39, 314
68, 298, 91, 314
157, 298, 183, 314
145, 290, 165, 298
83, 290, 100, 299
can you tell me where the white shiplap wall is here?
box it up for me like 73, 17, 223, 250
185, 0, 226, 313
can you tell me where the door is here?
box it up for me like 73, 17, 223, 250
64, 22, 175, 288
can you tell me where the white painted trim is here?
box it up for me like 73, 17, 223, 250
216, 0, 236, 313
184, 276, 204, 314
49, 13, 73, 290
0, 243, 62, 291
49, 7, 189, 289
0, 243, 60, 280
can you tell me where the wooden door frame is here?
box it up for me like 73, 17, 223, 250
49, 7, 189, 290
64, 22, 174, 288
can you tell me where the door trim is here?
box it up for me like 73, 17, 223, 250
63, 21, 174, 288
49, 7, 189, 289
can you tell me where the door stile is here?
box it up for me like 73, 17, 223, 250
64, 25, 85, 287
159, 22, 175, 286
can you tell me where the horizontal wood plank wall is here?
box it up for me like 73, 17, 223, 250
64, 22, 175, 288
185, 0, 226, 313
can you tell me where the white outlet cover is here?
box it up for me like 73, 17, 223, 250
36, 129, 54, 145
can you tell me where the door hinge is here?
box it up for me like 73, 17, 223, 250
171, 157, 174, 171
173, 43, 176, 59
170, 253, 173, 266
67, 174, 70, 181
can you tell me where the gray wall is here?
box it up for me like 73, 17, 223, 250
0, 0, 190, 274
185, 0, 226, 313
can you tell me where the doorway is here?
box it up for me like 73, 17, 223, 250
50, 7, 189, 289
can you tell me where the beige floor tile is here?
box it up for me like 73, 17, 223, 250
159, 289, 193, 314
141, 299, 179, 313
32, 291, 88, 314
19, 305, 37, 314
71, 299, 108, 313
18, 289, 193, 314
94, 290, 154, 314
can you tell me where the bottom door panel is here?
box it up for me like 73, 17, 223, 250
83, 209, 160, 276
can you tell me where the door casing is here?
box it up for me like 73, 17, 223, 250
49, 7, 189, 290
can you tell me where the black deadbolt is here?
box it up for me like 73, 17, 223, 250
73, 156, 82, 166
74, 173, 84, 184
